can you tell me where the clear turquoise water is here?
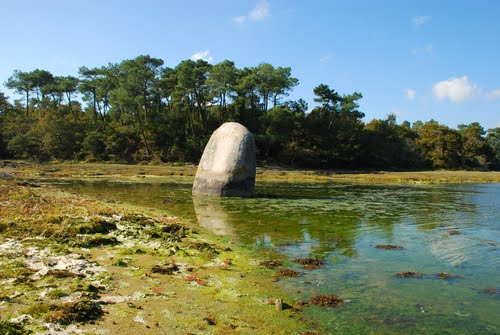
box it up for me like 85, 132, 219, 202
55, 179, 500, 334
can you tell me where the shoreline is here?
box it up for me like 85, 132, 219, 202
2, 160, 500, 184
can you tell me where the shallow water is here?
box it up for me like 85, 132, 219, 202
54, 179, 500, 334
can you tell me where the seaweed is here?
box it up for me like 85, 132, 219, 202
480, 287, 498, 295
310, 294, 345, 307
274, 269, 302, 277
47, 289, 67, 299
375, 244, 403, 250
73, 234, 118, 248
46, 269, 80, 278
435, 272, 463, 279
189, 241, 219, 256
161, 223, 189, 236
44, 298, 103, 325
72, 217, 117, 235
151, 263, 179, 275
0, 320, 32, 335
112, 258, 129, 267
292, 258, 324, 269
394, 271, 424, 278
121, 214, 156, 226
259, 260, 283, 269
0, 267, 36, 283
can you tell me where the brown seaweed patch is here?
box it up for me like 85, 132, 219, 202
259, 260, 283, 269
375, 244, 403, 250
292, 258, 324, 269
480, 287, 498, 295
297, 301, 310, 307
394, 271, 424, 278
189, 241, 220, 255
274, 269, 302, 277
310, 294, 344, 307
44, 298, 102, 325
435, 272, 463, 279
447, 230, 461, 236
151, 263, 179, 275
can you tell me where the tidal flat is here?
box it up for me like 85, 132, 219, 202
1, 161, 500, 334
0, 174, 311, 334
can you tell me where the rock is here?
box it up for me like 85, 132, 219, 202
275, 299, 283, 311
192, 122, 256, 197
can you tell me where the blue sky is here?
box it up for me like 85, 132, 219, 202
1, 0, 499, 129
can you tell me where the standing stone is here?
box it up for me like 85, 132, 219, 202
192, 122, 256, 197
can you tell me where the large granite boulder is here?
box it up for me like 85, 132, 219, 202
192, 122, 256, 197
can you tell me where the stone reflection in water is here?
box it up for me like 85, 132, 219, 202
192, 195, 235, 236
192, 193, 357, 258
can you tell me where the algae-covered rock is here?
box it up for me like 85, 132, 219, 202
192, 122, 256, 197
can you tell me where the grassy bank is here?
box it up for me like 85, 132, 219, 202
1, 160, 500, 184
0, 179, 314, 334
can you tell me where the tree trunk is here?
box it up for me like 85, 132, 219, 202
25, 90, 29, 116
93, 89, 98, 121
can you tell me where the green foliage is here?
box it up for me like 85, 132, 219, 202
362, 114, 421, 168
0, 90, 10, 112
1, 56, 498, 170
82, 130, 107, 160
300, 85, 365, 166
486, 127, 500, 169
7, 132, 46, 161
458, 122, 491, 168
416, 121, 463, 168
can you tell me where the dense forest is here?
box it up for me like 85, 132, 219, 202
0, 55, 499, 170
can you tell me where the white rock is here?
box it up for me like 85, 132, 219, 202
192, 122, 256, 197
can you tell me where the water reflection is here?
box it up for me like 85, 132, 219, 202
192, 195, 235, 236
191, 191, 363, 258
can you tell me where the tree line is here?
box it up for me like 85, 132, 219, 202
0, 55, 499, 170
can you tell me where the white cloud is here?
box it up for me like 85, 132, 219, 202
319, 55, 332, 63
406, 88, 416, 100
233, 1, 270, 23
191, 50, 213, 63
233, 15, 247, 24
412, 15, 431, 27
249, 0, 270, 20
432, 76, 478, 103
411, 43, 433, 55
486, 88, 500, 101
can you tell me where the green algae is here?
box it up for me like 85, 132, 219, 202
48, 177, 500, 334
4, 162, 500, 334
0, 179, 310, 334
